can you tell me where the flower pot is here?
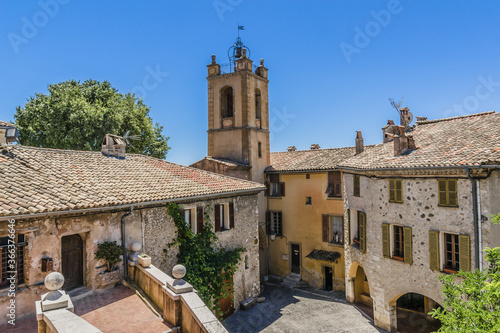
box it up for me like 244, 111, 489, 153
138, 254, 151, 267
95, 268, 121, 290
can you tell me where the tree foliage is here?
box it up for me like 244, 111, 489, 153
14, 79, 170, 159
430, 213, 500, 332
95, 241, 125, 272
164, 203, 245, 316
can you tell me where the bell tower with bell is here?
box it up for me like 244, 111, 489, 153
196, 31, 270, 185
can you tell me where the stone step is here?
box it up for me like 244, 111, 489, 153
67, 286, 94, 301
284, 274, 301, 282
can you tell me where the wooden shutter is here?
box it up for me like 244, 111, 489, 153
229, 202, 235, 229
389, 179, 396, 202
278, 212, 283, 236
334, 172, 341, 197
396, 180, 403, 203
266, 211, 271, 234
346, 209, 350, 244
322, 215, 329, 242
429, 230, 440, 271
448, 180, 457, 206
382, 224, 390, 258
197, 207, 204, 234
215, 204, 221, 232
459, 234, 470, 271
264, 181, 269, 196
359, 212, 366, 253
280, 182, 285, 197
179, 209, 185, 222
403, 226, 413, 264
270, 174, 279, 183
438, 180, 447, 205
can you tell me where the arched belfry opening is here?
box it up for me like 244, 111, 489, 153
221, 86, 234, 119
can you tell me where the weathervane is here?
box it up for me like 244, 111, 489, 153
228, 24, 250, 72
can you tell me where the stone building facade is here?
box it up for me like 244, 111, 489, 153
339, 111, 500, 332
0, 144, 264, 323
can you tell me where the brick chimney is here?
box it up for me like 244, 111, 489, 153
287, 146, 297, 152
382, 120, 396, 143
102, 134, 126, 158
310, 144, 320, 150
355, 131, 364, 155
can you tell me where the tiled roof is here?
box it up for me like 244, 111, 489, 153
267, 147, 357, 172
193, 156, 250, 168
0, 146, 265, 218
339, 111, 500, 170
0, 120, 15, 127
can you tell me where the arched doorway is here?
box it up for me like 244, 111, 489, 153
61, 234, 84, 290
394, 293, 441, 333
348, 263, 373, 318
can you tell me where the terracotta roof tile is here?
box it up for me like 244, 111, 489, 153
339, 111, 500, 170
0, 120, 15, 127
267, 147, 359, 172
0, 146, 264, 218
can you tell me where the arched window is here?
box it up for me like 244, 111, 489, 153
221, 86, 234, 118
255, 89, 261, 120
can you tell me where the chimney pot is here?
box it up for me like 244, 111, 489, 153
310, 144, 320, 150
287, 146, 296, 152
102, 134, 126, 158
416, 116, 427, 122
355, 131, 364, 155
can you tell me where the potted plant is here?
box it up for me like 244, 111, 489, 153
138, 253, 151, 267
94, 241, 125, 289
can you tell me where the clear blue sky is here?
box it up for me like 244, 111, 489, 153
2, 1, 500, 165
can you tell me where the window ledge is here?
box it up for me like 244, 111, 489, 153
392, 256, 404, 262
328, 242, 344, 247
442, 268, 459, 274
437, 205, 459, 208
269, 196, 282, 199
326, 197, 343, 200
389, 201, 404, 204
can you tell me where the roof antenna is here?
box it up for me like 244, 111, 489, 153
389, 97, 413, 129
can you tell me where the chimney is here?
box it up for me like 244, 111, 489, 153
407, 135, 416, 150
393, 134, 410, 156
0, 121, 18, 145
101, 134, 126, 158
355, 131, 364, 155
310, 144, 320, 150
382, 120, 396, 143
416, 116, 427, 123
287, 146, 296, 152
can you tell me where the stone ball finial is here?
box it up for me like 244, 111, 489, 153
131, 242, 141, 252
211, 54, 216, 64
172, 264, 186, 279
45, 272, 64, 291
260, 58, 264, 65
242, 49, 247, 57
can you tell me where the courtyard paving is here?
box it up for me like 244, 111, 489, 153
223, 284, 386, 333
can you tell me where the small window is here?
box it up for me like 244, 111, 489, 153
306, 197, 312, 205
306, 174, 310, 179
258, 142, 262, 158
215, 203, 234, 232
269, 174, 284, 197
268, 211, 282, 236
389, 179, 403, 203
221, 86, 234, 118
255, 89, 261, 120
438, 179, 458, 207
245, 255, 249, 270
1, 234, 26, 288
353, 175, 360, 197
329, 216, 343, 244
326, 171, 342, 198
444, 233, 460, 271
393, 225, 404, 260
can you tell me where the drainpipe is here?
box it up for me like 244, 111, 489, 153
121, 206, 134, 280
465, 168, 480, 270
476, 180, 483, 270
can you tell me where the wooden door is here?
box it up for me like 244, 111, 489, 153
291, 244, 300, 274
324, 266, 333, 291
62, 234, 83, 290
218, 273, 234, 320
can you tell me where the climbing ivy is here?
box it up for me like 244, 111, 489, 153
164, 202, 245, 316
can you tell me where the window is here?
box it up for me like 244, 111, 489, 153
389, 179, 403, 203
179, 209, 192, 227
393, 226, 404, 259
255, 89, 261, 120
382, 224, 412, 264
180, 207, 204, 234
215, 203, 234, 232
221, 86, 234, 118
306, 197, 312, 205
267, 211, 282, 236
268, 174, 285, 197
438, 179, 458, 207
322, 215, 343, 244
349, 211, 366, 252
258, 142, 262, 158
353, 175, 360, 197
306, 174, 310, 179
429, 231, 470, 273
1, 234, 26, 288
326, 171, 342, 198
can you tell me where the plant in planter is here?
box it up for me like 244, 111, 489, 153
95, 241, 125, 272
138, 253, 151, 267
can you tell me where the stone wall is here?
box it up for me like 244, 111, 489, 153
343, 171, 478, 332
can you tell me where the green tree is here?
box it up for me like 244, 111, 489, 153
430, 213, 500, 332
14, 79, 170, 159
164, 203, 245, 316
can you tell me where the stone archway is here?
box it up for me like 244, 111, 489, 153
389, 292, 442, 333
346, 262, 373, 318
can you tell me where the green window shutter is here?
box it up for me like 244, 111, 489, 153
448, 180, 458, 206
429, 230, 440, 271
346, 209, 351, 244
382, 224, 390, 258
438, 180, 447, 205
359, 212, 366, 253
459, 234, 471, 271
215, 204, 221, 232
403, 227, 413, 264
322, 215, 329, 242
396, 180, 403, 203
389, 179, 395, 202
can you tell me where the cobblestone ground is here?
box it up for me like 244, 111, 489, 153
223, 284, 387, 333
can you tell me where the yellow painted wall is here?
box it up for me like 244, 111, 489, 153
268, 171, 346, 290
